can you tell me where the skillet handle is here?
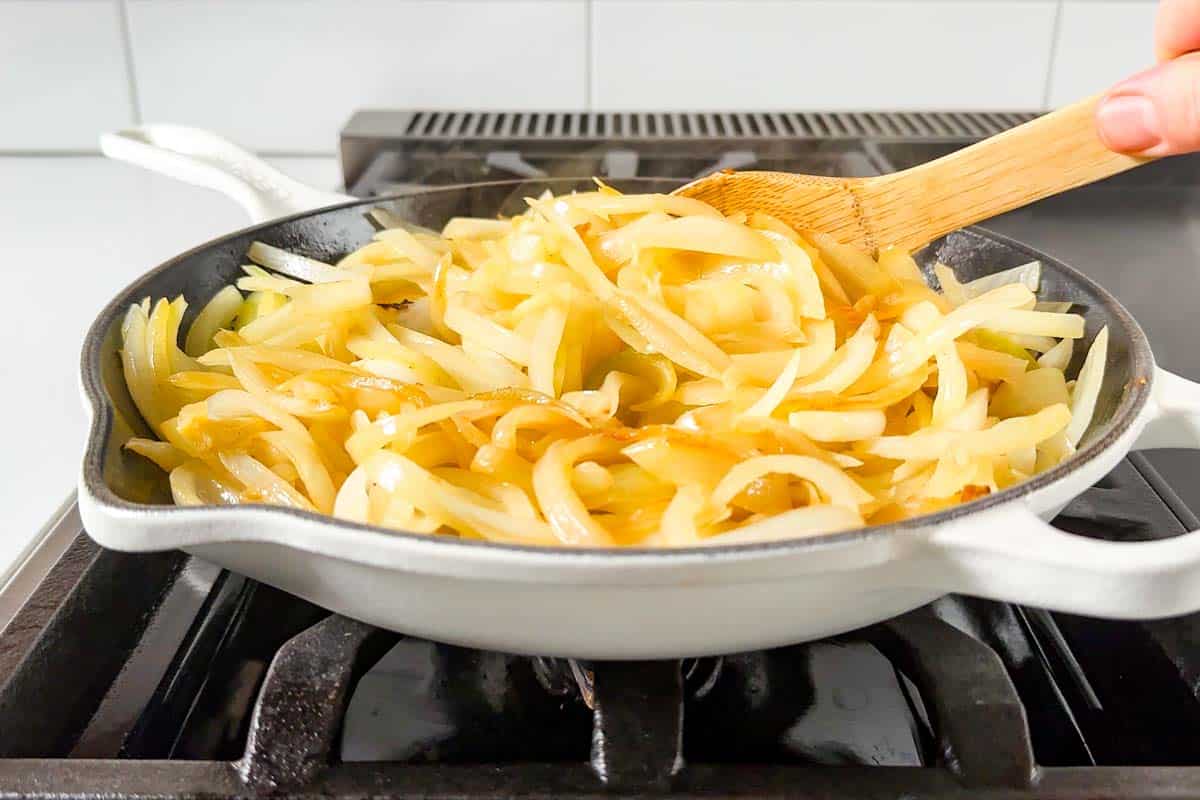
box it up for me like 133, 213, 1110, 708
924, 504, 1200, 618
1130, 366, 1200, 451
99, 125, 353, 223
923, 366, 1200, 618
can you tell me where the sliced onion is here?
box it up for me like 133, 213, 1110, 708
622, 437, 737, 491
617, 215, 777, 261
792, 315, 879, 395
120, 302, 170, 433
169, 461, 242, 506
931, 342, 967, 426
527, 198, 615, 298
532, 436, 623, 546
900, 301, 942, 333
442, 217, 512, 239
946, 388, 990, 432
1065, 326, 1109, 445
258, 430, 337, 513
1036, 430, 1076, 472
529, 305, 568, 396
346, 399, 489, 463
248, 241, 345, 283
562, 191, 722, 219
354, 452, 556, 544
491, 404, 590, 450
877, 246, 925, 284
742, 347, 806, 418
393, 325, 527, 392
713, 455, 873, 510
867, 404, 1070, 461
760, 230, 825, 320
990, 368, 1070, 419
884, 284, 1034, 380
729, 319, 836, 386
205, 389, 306, 436
185, 286, 243, 357
1037, 338, 1074, 371
219, 452, 316, 511
589, 350, 677, 411
933, 263, 968, 306
125, 438, 188, 471
375, 227, 442, 271
983, 310, 1085, 339
605, 289, 731, 379
956, 341, 1028, 383
201, 345, 359, 374
444, 303, 531, 366
787, 410, 886, 442
962, 261, 1041, 298
656, 486, 708, 547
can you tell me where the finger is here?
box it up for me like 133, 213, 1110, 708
1156, 0, 1200, 61
1096, 52, 1200, 156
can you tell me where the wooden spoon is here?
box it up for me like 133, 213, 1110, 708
673, 96, 1150, 253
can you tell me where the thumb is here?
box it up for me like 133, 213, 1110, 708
1096, 51, 1200, 156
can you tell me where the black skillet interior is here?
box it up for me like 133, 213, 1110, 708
84, 178, 1150, 508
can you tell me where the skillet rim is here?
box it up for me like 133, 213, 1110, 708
79, 178, 1155, 562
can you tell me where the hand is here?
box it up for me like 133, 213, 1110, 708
1096, 0, 1200, 156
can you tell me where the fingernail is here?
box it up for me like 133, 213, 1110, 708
1096, 94, 1162, 153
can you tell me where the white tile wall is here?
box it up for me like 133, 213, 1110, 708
0, 0, 135, 150
0, 0, 1168, 154
592, 0, 1058, 111
1047, 2, 1157, 105
125, 0, 588, 153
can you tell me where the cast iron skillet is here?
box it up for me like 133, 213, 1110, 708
77, 126, 1200, 659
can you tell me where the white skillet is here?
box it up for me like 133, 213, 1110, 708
79, 125, 1200, 659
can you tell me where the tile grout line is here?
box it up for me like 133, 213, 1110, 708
1041, 0, 1065, 109
116, 0, 143, 124
585, 0, 595, 110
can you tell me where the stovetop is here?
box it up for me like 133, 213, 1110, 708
4, 455, 1200, 797
2, 110, 1200, 798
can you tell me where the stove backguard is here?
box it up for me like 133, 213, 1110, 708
339, 109, 1036, 196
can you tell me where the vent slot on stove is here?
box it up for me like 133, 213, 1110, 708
373, 110, 1035, 143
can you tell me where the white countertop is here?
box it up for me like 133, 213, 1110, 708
0, 155, 341, 573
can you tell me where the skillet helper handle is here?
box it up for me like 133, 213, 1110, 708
99, 124, 353, 223
925, 367, 1200, 618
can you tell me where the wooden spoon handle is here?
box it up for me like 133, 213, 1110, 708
864, 95, 1151, 251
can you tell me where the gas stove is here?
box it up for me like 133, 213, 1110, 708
2, 110, 1200, 798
